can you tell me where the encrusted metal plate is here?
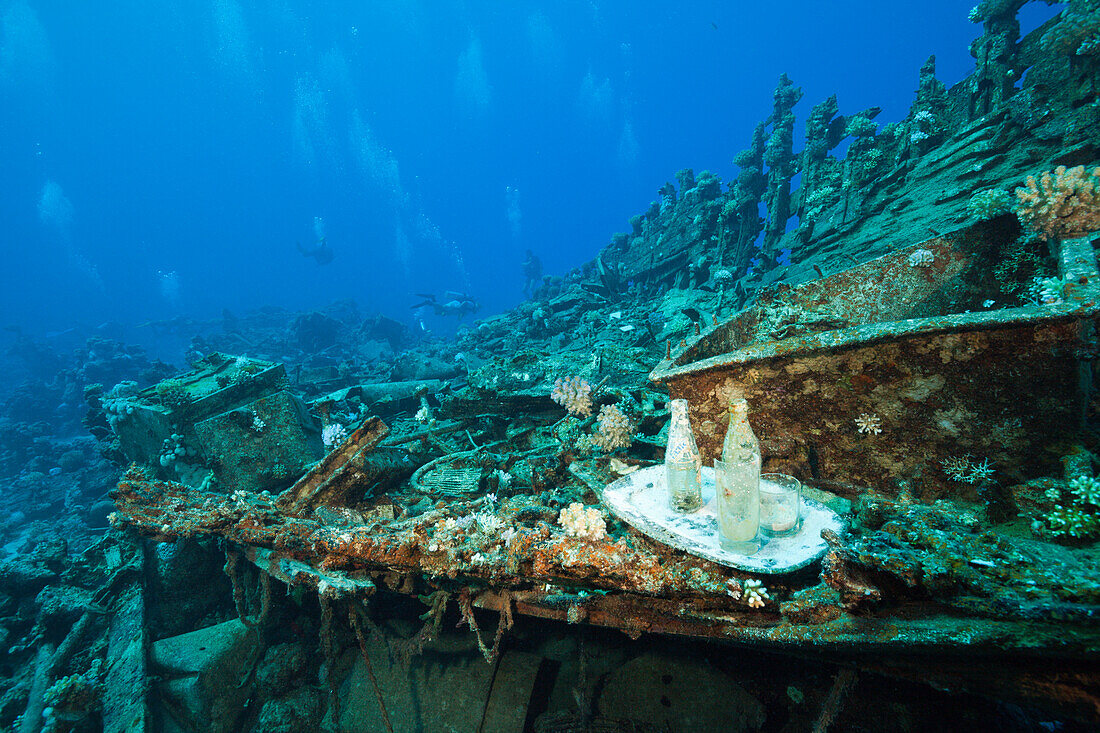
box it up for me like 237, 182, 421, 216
602, 465, 844, 574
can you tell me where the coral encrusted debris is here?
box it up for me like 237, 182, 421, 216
1034, 475, 1100, 541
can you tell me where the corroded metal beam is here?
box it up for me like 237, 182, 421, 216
276, 416, 390, 515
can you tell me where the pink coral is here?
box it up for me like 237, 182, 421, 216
591, 404, 635, 452
551, 376, 593, 417
1015, 165, 1100, 240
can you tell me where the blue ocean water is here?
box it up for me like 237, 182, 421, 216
0, 1, 1060, 337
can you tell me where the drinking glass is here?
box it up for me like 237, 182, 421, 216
713, 458, 760, 554
760, 473, 801, 537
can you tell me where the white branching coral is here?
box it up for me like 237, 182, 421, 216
591, 404, 636, 452
425, 510, 510, 553
743, 579, 770, 608
907, 249, 934, 268
854, 413, 882, 435
473, 510, 505, 535
321, 423, 348, 447
558, 502, 607, 541
1014, 165, 1100, 240
941, 455, 996, 484
1069, 475, 1100, 504
551, 375, 594, 417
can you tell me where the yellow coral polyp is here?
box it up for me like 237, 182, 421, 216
1014, 165, 1100, 240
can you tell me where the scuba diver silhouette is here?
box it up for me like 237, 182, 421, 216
297, 236, 334, 265
410, 292, 480, 318
522, 249, 542, 297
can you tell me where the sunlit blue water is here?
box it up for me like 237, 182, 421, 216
0, 1, 1061, 334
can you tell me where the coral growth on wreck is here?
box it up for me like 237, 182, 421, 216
558, 502, 607, 540
967, 188, 1013, 220
1014, 165, 1100, 240
1041, 0, 1100, 56
551, 375, 594, 417
1034, 475, 1100, 541
942, 455, 996, 485
321, 423, 348, 447
591, 404, 636, 452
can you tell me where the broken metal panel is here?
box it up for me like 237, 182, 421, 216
109, 472, 1100, 651
651, 229, 1100, 497
109, 403, 174, 468
275, 417, 391, 516
107, 455, 1100, 725
245, 546, 375, 600
110, 353, 298, 486
111, 474, 781, 604
103, 580, 148, 733
194, 390, 322, 494
318, 380, 449, 416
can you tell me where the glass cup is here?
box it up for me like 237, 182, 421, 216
759, 473, 801, 537
713, 459, 761, 554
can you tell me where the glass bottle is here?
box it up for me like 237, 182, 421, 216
665, 398, 703, 512
722, 397, 760, 466
714, 397, 761, 551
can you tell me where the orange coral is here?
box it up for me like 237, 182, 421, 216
1014, 165, 1100, 240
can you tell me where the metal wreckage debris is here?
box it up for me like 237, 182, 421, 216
97, 15, 1100, 723
107, 228, 1100, 724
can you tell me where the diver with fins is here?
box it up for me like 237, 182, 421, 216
410, 292, 480, 318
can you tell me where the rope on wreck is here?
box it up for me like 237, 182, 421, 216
457, 588, 513, 665
319, 593, 341, 726
813, 667, 858, 733
223, 549, 273, 628
222, 548, 273, 689
348, 604, 394, 733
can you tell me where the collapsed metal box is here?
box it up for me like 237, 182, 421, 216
110, 353, 323, 492
650, 222, 1100, 498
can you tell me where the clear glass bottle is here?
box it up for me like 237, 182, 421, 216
722, 397, 760, 467
715, 397, 761, 551
665, 398, 703, 512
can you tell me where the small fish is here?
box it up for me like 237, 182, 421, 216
682, 307, 702, 324
812, 264, 824, 278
